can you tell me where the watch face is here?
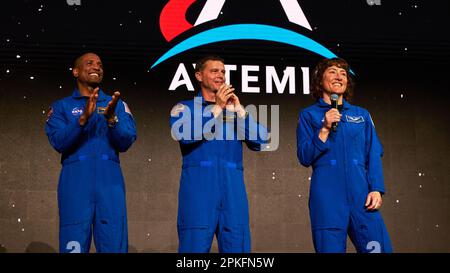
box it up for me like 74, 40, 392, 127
223, 113, 236, 123
108, 116, 118, 127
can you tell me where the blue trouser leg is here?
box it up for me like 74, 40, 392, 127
348, 209, 393, 253
59, 220, 93, 253
93, 159, 128, 253
177, 214, 251, 253
177, 163, 251, 253
216, 165, 251, 253
58, 161, 94, 253
93, 211, 128, 253
312, 211, 393, 253
312, 228, 348, 253
178, 225, 215, 253
58, 159, 128, 253
178, 165, 218, 253
216, 222, 251, 253
178, 213, 251, 253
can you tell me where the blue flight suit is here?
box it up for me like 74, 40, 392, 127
169, 92, 268, 253
45, 89, 136, 253
297, 98, 392, 253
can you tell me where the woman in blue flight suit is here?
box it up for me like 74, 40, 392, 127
297, 58, 392, 253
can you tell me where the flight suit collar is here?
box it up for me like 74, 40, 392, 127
318, 97, 351, 110
195, 91, 213, 106
72, 88, 108, 102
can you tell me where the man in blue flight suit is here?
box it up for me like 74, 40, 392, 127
170, 56, 268, 253
46, 53, 137, 253
297, 58, 392, 253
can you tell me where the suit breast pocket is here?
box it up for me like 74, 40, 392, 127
347, 122, 366, 154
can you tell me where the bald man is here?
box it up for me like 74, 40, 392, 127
45, 53, 137, 253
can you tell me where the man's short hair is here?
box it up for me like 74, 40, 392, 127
195, 55, 225, 72
73, 52, 99, 69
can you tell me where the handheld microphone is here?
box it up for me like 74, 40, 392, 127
330, 94, 339, 132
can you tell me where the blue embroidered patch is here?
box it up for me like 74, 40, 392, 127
346, 115, 364, 123
71, 107, 83, 116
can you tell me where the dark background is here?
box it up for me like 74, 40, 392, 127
0, 0, 449, 252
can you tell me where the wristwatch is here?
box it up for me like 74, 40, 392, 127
107, 115, 119, 127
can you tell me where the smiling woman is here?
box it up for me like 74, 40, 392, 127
296, 57, 392, 253
310, 58, 354, 102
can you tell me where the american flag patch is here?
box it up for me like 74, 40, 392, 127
123, 101, 132, 115
170, 103, 185, 117
46, 107, 53, 122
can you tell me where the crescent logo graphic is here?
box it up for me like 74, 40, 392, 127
71, 107, 84, 116
151, 0, 341, 69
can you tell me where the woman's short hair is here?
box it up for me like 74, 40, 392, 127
311, 57, 354, 101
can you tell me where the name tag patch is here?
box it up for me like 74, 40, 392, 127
97, 107, 106, 114
346, 115, 364, 123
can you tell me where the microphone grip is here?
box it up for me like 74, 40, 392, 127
331, 121, 337, 132
330, 97, 338, 132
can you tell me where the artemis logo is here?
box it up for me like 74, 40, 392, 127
160, 0, 311, 42
151, 0, 340, 69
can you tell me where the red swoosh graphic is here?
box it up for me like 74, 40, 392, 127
160, 0, 196, 42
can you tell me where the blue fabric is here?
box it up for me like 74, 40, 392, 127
46, 89, 136, 253
297, 98, 392, 253
170, 92, 267, 253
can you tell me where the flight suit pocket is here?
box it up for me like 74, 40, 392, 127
313, 159, 337, 170
219, 225, 249, 252
178, 225, 209, 233
178, 225, 209, 240
347, 122, 366, 155
178, 225, 211, 252
349, 212, 386, 253
348, 122, 365, 140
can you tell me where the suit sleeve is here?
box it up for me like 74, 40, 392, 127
169, 103, 268, 150
241, 111, 269, 151
296, 110, 330, 167
169, 103, 205, 145
45, 100, 88, 154
107, 100, 137, 152
365, 113, 386, 194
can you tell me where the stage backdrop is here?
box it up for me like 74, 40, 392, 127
0, 0, 449, 252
